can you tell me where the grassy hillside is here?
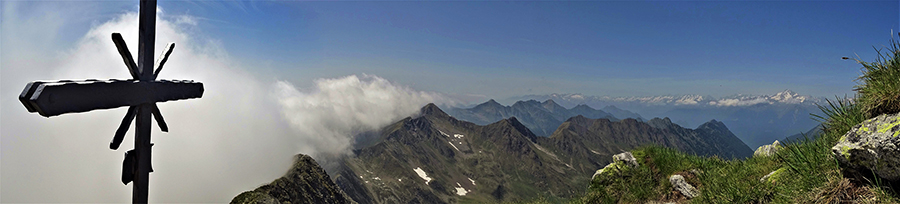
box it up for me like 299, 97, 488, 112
539, 35, 900, 203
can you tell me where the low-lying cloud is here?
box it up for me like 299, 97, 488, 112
1, 5, 449, 203
275, 75, 451, 158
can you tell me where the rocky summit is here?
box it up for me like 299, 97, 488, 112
231, 154, 355, 204
832, 112, 900, 183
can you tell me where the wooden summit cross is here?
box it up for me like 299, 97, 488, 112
17, 0, 202, 203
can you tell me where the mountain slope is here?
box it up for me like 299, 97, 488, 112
231, 154, 355, 204
334, 104, 751, 203
601, 105, 645, 121
447, 99, 617, 136
536, 116, 752, 176
333, 104, 582, 203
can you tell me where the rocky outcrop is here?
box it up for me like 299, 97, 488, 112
831, 112, 900, 183
231, 154, 355, 204
592, 152, 638, 180
612, 152, 639, 168
669, 175, 700, 199
754, 140, 783, 157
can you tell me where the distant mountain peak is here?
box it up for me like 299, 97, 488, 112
696, 119, 730, 133
420, 103, 449, 118
647, 117, 675, 129
775, 89, 797, 96
514, 99, 540, 105
502, 117, 538, 142
541, 99, 567, 112
566, 114, 589, 122
474, 99, 504, 110
542, 99, 557, 105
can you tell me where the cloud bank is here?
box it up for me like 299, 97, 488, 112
275, 75, 451, 158
1, 4, 448, 203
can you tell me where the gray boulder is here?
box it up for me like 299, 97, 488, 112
754, 140, 783, 157
669, 174, 699, 199
831, 112, 900, 182
613, 152, 639, 168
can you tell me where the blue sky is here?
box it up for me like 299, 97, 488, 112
6, 1, 900, 99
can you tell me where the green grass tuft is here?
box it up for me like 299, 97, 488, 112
851, 34, 900, 118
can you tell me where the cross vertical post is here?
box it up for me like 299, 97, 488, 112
134, 1, 156, 203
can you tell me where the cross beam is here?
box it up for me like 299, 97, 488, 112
17, 0, 203, 203
20, 79, 202, 117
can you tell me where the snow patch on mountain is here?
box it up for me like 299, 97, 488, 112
454, 182, 469, 196
448, 142, 460, 151
413, 167, 432, 185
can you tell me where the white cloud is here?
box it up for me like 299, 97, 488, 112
274, 74, 453, 158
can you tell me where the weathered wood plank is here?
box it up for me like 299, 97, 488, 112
19, 81, 45, 113
137, 0, 156, 81
26, 80, 203, 117
153, 43, 174, 80
151, 104, 168, 132
111, 106, 137, 150
112, 33, 141, 79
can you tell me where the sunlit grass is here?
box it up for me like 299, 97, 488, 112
851, 35, 900, 118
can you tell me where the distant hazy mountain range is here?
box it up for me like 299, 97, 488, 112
329, 104, 752, 203
504, 90, 824, 148
444, 99, 620, 136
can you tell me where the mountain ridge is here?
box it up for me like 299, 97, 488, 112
505, 90, 823, 148
447, 99, 618, 136
331, 104, 752, 203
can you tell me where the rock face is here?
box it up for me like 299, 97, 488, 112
831, 112, 900, 182
669, 175, 700, 199
231, 154, 355, 204
754, 140, 783, 157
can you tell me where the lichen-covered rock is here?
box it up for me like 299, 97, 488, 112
669, 174, 700, 199
592, 152, 639, 180
754, 140, 783, 157
592, 162, 621, 180
760, 167, 787, 183
831, 112, 900, 182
